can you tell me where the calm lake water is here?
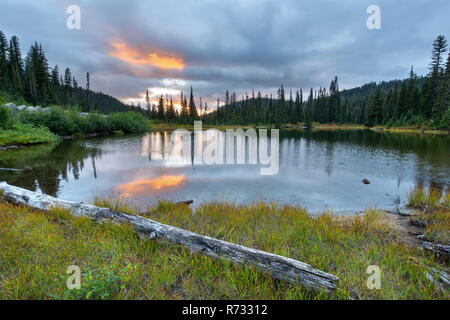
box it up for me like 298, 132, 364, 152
0, 129, 449, 214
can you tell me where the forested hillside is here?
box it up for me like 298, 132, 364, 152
0, 31, 134, 114
201, 36, 449, 129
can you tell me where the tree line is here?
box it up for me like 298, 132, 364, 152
0, 30, 135, 114
1, 31, 448, 129
145, 35, 448, 129
203, 35, 449, 128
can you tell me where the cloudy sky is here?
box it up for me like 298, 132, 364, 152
0, 0, 448, 107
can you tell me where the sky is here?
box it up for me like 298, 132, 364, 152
0, 0, 449, 108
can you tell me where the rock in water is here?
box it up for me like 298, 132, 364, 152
362, 179, 370, 184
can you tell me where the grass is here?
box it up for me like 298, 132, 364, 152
0, 124, 60, 146
0, 197, 447, 300
149, 121, 255, 130
150, 121, 448, 135
407, 188, 450, 245
370, 126, 448, 135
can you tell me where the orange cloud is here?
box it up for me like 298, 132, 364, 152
116, 175, 185, 197
108, 41, 184, 70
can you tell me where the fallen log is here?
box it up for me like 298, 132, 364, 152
0, 182, 338, 293
422, 241, 450, 262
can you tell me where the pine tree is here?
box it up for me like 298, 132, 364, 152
24, 42, 51, 105
145, 89, 151, 114
157, 94, 165, 120
421, 35, 448, 118
432, 52, 450, 123
85, 72, 90, 112
366, 86, 384, 127
188, 86, 197, 121
50, 65, 61, 104
166, 98, 176, 121
304, 88, 314, 127
0, 31, 8, 90
328, 76, 340, 122
8, 35, 24, 95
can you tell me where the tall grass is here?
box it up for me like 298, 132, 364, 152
0, 123, 60, 146
0, 199, 446, 300
407, 187, 445, 209
407, 188, 449, 244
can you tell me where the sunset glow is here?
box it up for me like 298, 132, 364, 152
108, 41, 184, 70
116, 175, 185, 196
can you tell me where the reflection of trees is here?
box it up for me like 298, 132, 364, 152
280, 130, 450, 189
0, 141, 102, 196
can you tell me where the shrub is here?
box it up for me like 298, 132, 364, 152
85, 113, 112, 133
110, 112, 150, 133
19, 107, 149, 136
19, 107, 77, 136
0, 105, 13, 129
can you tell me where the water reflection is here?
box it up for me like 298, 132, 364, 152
0, 130, 448, 212
116, 175, 185, 197
0, 141, 102, 196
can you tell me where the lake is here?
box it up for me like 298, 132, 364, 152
0, 129, 448, 214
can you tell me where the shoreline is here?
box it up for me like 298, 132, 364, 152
150, 122, 449, 135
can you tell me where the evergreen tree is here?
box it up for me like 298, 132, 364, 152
421, 35, 447, 118
157, 94, 165, 120
0, 31, 8, 90
366, 86, 384, 127
432, 53, 450, 123
85, 72, 90, 112
8, 35, 24, 95
188, 86, 197, 121
145, 89, 151, 115
50, 65, 61, 104
328, 76, 340, 122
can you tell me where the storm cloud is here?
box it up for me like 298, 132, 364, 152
0, 0, 448, 106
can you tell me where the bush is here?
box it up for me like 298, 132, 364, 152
0, 105, 13, 129
19, 107, 77, 136
85, 113, 112, 133
110, 112, 150, 133
19, 107, 149, 136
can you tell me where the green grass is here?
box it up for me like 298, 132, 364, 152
407, 188, 449, 245
0, 124, 60, 146
0, 198, 447, 300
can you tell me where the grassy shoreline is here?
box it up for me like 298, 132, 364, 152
0, 190, 448, 300
150, 121, 449, 135
0, 104, 150, 148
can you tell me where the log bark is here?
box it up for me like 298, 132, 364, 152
422, 241, 450, 262
0, 182, 339, 293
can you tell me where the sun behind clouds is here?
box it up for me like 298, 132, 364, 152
108, 41, 184, 70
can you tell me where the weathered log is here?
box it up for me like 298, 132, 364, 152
0, 182, 338, 293
422, 241, 450, 262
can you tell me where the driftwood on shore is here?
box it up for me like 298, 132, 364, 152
422, 241, 450, 262
0, 182, 339, 293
